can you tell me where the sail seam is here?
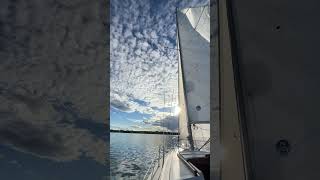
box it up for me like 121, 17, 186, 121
194, 7, 206, 30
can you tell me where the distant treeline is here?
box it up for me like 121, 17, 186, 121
110, 129, 179, 135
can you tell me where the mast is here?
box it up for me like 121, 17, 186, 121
216, 0, 247, 179
176, 7, 195, 151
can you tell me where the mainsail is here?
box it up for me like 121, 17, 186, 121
177, 6, 210, 150
181, 6, 210, 42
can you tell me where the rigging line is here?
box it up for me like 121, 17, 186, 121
163, 88, 165, 139
199, 138, 210, 150
162, 87, 166, 168
183, 8, 190, 15
194, 6, 206, 30
167, 91, 172, 149
177, 5, 208, 49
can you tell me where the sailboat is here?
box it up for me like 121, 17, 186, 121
145, 0, 320, 179
144, 4, 211, 180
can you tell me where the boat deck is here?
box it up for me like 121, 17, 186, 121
147, 149, 206, 180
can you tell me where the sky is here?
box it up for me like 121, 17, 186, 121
0, 0, 108, 179
0, 0, 210, 179
110, 0, 209, 132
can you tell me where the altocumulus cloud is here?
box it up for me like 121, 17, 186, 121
0, 0, 107, 165
110, 0, 209, 131
111, 0, 178, 127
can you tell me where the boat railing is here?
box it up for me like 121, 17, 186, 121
143, 145, 162, 180
143, 144, 175, 180
193, 139, 210, 151
198, 138, 210, 151
177, 151, 205, 178
143, 135, 179, 180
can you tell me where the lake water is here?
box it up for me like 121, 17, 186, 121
110, 132, 177, 179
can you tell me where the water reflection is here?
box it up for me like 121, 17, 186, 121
110, 132, 177, 179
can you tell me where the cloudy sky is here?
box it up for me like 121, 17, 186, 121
0, 0, 108, 179
110, 0, 209, 131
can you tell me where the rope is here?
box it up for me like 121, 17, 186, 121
199, 138, 210, 150
194, 6, 206, 30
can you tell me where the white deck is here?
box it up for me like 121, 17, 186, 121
147, 149, 204, 180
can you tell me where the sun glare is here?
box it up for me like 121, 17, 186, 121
174, 106, 181, 116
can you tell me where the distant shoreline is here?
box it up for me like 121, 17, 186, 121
110, 129, 179, 135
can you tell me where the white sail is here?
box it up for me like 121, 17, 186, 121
177, 6, 210, 150
177, 40, 191, 148
181, 6, 210, 42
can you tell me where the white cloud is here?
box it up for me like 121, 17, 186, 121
0, 0, 108, 165
110, 0, 209, 130
111, 0, 178, 111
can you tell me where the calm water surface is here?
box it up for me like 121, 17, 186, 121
110, 132, 177, 179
